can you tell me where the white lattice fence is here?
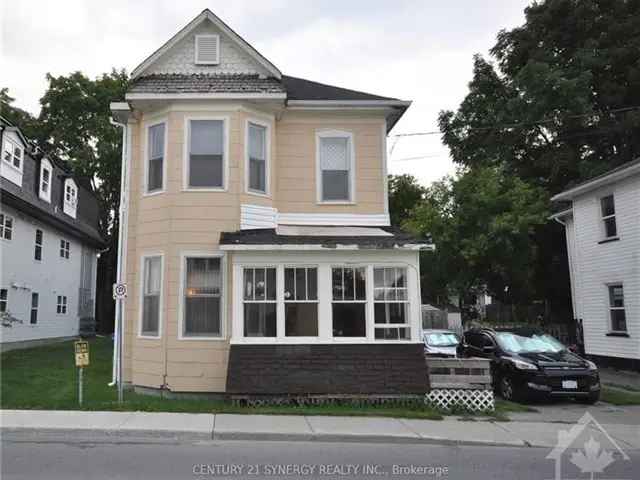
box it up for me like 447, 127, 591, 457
425, 388, 495, 412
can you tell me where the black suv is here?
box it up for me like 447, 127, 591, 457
458, 327, 600, 403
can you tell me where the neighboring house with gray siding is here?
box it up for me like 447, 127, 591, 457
552, 159, 640, 370
0, 117, 104, 350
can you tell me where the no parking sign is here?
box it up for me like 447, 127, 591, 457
112, 283, 127, 300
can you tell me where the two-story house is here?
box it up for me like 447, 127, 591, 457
110, 9, 432, 396
552, 159, 640, 371
0, 117, 104, 351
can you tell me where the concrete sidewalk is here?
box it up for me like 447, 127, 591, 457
1, 409, 639, 449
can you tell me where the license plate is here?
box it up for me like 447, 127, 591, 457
562, 380, 578, 389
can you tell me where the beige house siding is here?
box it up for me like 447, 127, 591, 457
123, 104, 389, 392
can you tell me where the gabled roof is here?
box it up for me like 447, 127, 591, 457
131, 9, 281, 80
551, 157, 640, 201
282, 75, 400, 102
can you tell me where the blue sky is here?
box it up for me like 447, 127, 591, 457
2, 0, 530, 186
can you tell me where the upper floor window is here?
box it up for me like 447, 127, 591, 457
600, 194, 617, 239
0, 214, 13, 240
186, 119, 225, 190
34, 229, 43, 261
246, 121, 268, 195
60, 239, 70, 259
608, 284, 626, 333
39, 158, 53, 203
146, 122, 165, 193
63, 178, 78, 218
317, 131, 354, 203
2, 139, 23, 170
56, 295, 68, 314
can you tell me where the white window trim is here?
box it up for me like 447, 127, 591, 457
244, 117, 271, 197
177, 251, 227, 341
0, 214, 14, 241
606, 283, 627, 334
599, 193, 618, 240
2, 138, 24, 172
138, 252, 164, 339
242, 265, 279, 338
194, 34, 220, 65
232, 261, 420, 345
34, 228, 43, 262
63, 178, 78, 218
315, 129, 356, 205
373, 266, 411, 339
330, 265, 369, 341
182, 116, 230, 192
283, 265, 319, 340
60, 238, 70, 259
56, 295, 68, 315
30, 292, 39, 325
143, 118, 168, 196
39, 158, 53, 203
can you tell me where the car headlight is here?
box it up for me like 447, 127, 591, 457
586, 360, 598, 371
509, 358, 538, 371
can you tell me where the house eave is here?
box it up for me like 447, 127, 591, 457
125, 92, 287, 101
220, 243, 434, 252
287, 100, 412, 108
551, 161, 640, 201
548, 208, 573, 221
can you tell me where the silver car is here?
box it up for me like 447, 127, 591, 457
423, 329, 460, 357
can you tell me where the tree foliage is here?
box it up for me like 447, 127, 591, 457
0, 88, 40, 140
387, 174, 426, 226
405, 167, 549, 304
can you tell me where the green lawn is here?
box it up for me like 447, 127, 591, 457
601, 387, 640, 406
1, 337, 527, 419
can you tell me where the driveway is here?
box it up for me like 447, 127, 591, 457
506, 399, 640, 425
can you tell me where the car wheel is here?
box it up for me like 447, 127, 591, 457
499, 376, 518, 402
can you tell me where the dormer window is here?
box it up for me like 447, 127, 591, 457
63, 178, 78, 218
1, 137, 24, 186
195, 35, 220, 65
39, 158, 53, 203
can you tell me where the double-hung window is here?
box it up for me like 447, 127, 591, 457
600, 195, 617, 239
284, 267, 318, 336
0, 289, 7, 312
0, 214, 13, 240
247, 122, 267, 194
373, 267, 410, 339
141, 256, 162, 337
57, 295, 67, 314
187, 119, 225, 189
146, 123, 165, 193
331, 267, 366, 337
2, 139, 22, 170
60, 239, 70, 259
63, 179, 78, 218
39, 159, 52, 202
243, 267, 277, 337
183, 257, 222, 337
30, 293, 39, 324
318, 131, 354, 203
34, 229, 43, 261
608, 284, 626, 333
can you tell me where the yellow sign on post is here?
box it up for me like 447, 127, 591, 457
75, 340, 89, 367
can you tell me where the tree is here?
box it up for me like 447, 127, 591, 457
387, 174, 426, 226
37, 71, 129, 332
0, 88, 40, 140
437, 0, 640, 314
405, 167, 549, 305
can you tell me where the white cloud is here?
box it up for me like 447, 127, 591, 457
1, 0, 529, 186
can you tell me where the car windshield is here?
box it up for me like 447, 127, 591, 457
424, 332, 459, 347
495, 332, 566, 354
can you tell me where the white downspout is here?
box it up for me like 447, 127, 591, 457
109, 117, 131, 386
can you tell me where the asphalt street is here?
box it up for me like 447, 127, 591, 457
2, 431, 638, 480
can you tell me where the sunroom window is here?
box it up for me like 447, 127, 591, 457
243, 267, 277, 337
332, 267, 366, 337
374, 267, 410, 340
284, 267, 318, 336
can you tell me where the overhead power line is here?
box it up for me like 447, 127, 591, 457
390, 104, 640, 138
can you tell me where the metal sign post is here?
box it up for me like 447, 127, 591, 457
112, 284, 127, 404
74, 340, 89, 406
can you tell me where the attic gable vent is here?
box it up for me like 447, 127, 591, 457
195, 34, 220, 65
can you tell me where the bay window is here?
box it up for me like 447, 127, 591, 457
187, 119, 225, 189
247, 122, 268, 194
243, 267, 277, 337
146, 122, 165, 193
141, 255, 162, 337
285, 267, 318, 336
373, 267, 410, 339
183, 257, 222, 337
331, 267, 366, 337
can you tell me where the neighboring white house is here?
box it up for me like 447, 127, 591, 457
0, 117, 104, 350
551, 159, 640, 370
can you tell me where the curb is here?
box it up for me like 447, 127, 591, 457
2, 426, 529, 448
